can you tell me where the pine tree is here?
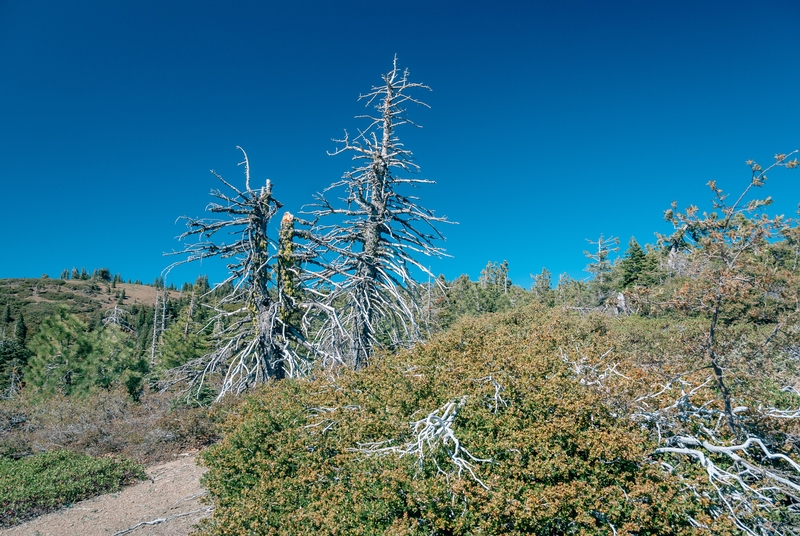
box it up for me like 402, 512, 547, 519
531, 268, 555, 306
584, 235, 619, 305
619, 238, 647, 288
94, 267, 111, 282
631, 151, 800, 534
0, 339, 30, 394
2, 304, 10, 328
158, 303, 211, 371
85, 324, 148, 398
26, 308, 93, 396
479, 261, 511, 293
14, 313, 27, 345
194, 275, 210, 293
585, 235, 619, 283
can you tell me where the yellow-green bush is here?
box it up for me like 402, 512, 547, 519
199, 307, 732, 535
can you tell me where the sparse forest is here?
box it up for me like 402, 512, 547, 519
1, 61, 799, 534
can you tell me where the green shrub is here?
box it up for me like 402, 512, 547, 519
0, 449, 145, 527
199, 307, 732, 535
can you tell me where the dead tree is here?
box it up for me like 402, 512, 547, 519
305, 57, 451, 369
165, 148, 316, 399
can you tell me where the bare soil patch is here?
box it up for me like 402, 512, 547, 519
1, 452, 209, 536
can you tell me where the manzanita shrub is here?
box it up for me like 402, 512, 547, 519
199, 306, 733, 535
0, 449, 145, 527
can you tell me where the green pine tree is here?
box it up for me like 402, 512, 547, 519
158, 303, 211, 370
0, 339, 31, 394
26, 309, 93, 397
14, 314, 27, 345
94, 267, 111, 282
531, 267, 555, 306
194, 275, 210, 294
619, 238, 647, 288
85, 324, 148, 398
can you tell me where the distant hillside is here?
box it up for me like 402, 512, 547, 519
0, 277, 178, 338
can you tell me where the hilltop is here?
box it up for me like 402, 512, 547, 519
0, 277, 178, 336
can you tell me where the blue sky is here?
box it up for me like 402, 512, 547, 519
1, 0, 798, 287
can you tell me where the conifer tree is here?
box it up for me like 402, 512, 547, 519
0, 339, 29, 395
584, 234, 619, 283
94, 267, 111, 282
307, 58, 450, 368
479, 260, 511, 293
584, 234, 619, 305
26, 308, 92, 396
619, 238, 647, 288
531, 267, 555, 306
14, 313, 27, 345
1, 299, 27, 393
194, 275, 210, 293
639, 151, 800, 533
86, 324, 147, 397
2, 304, 10, 331
158, 302, 211, 371
26, 308, 147, 398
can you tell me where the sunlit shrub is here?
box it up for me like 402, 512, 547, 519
0, 449, 145, 527
199, 307, 731, 535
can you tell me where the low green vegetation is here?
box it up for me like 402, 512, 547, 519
0, 449, 145, 527
199, 307, 735, 535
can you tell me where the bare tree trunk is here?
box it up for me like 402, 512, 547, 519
150, 290, 160, 368
163, 148, 318, 399
183, 288, 195, 338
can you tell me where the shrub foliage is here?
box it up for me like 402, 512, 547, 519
199, 307, 732, 535
0, 449, 145, 527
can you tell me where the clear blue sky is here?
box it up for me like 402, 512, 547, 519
1, 0, 798, 287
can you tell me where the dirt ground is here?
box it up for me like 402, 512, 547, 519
1, 452, 210, 536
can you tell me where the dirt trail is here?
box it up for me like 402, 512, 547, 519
2, 452, 210, 536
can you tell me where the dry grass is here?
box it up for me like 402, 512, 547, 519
0, 387, 231, 466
